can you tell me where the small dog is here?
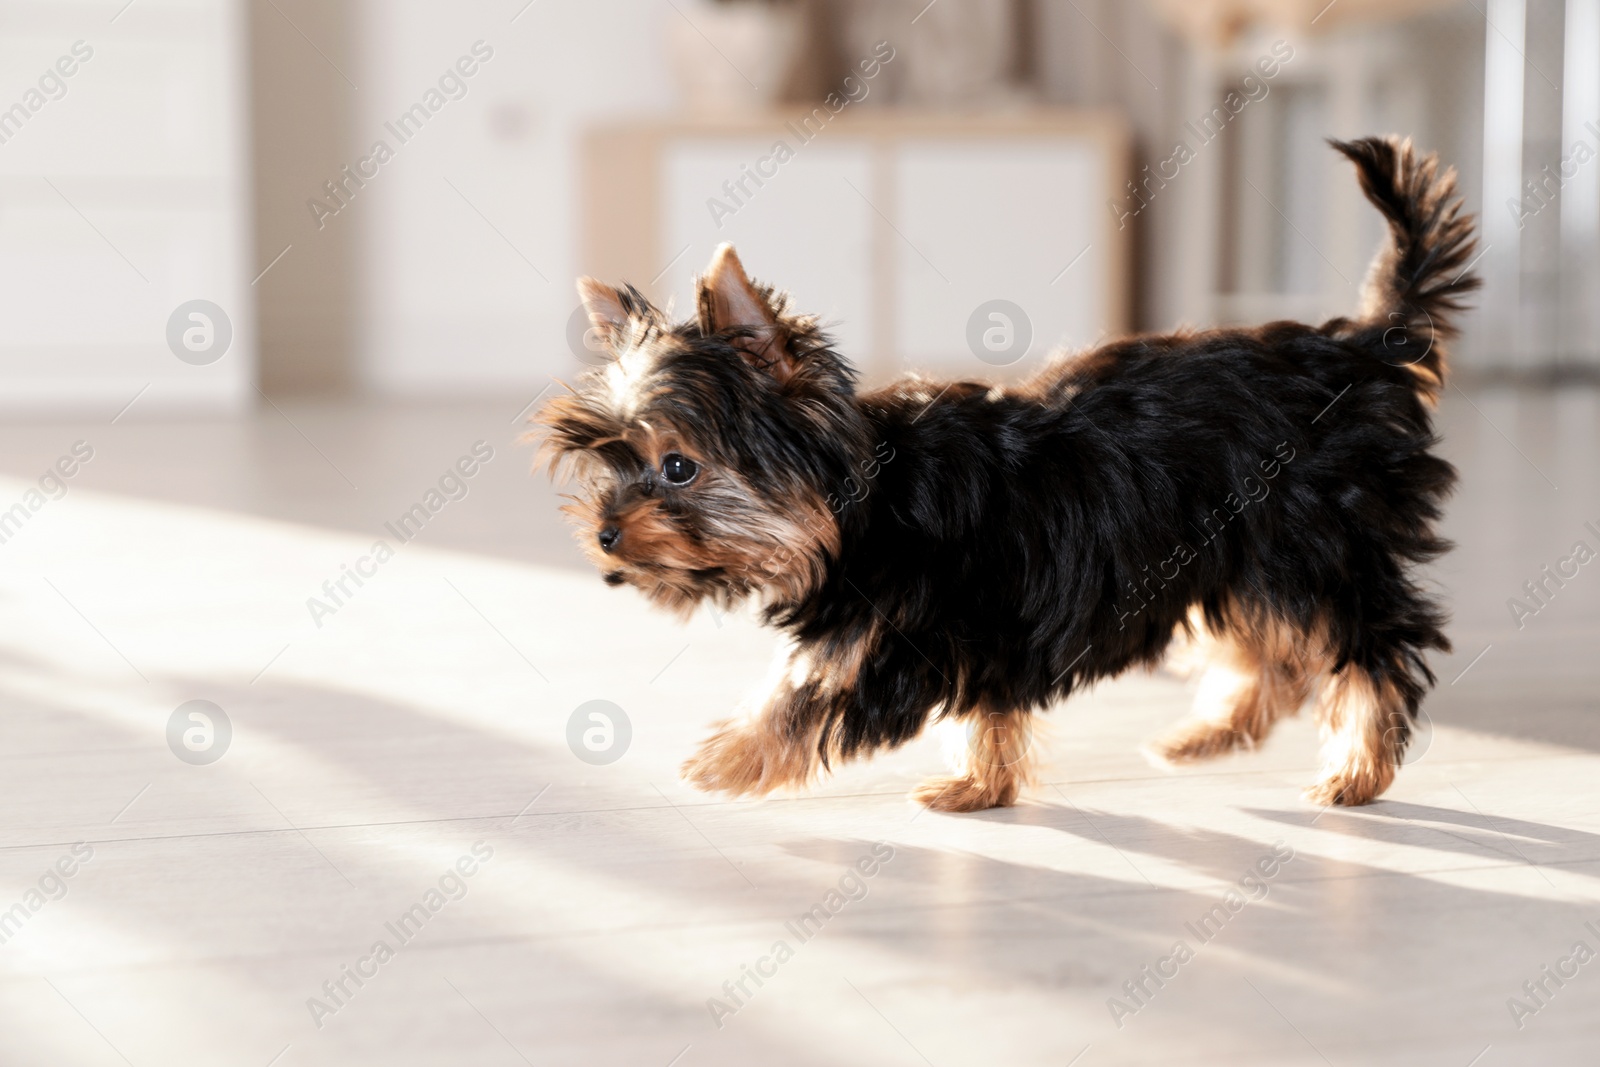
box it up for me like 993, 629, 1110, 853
539, 136, 1478, 812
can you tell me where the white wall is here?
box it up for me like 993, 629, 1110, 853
0, 0, 254, 414
350, 0, 675, 397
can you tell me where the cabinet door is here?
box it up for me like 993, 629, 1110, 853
661, 140, 874, 363
0, 2, 253, 414
893, 140, 1106, 377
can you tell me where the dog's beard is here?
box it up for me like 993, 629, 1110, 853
607, 561, 745, 615
562, 471, 840, 618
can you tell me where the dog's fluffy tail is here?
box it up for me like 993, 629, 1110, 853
1332, 136, 1479, 395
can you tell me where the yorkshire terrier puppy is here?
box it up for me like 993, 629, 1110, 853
539, 137, 1477, 812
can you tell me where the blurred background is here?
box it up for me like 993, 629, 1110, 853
1, 0, 1593, 414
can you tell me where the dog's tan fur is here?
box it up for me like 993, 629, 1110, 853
912, 707, 1037, 813
1147, 605, 1412, 806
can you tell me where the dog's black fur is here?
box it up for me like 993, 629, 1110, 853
540, 136, 1479, 810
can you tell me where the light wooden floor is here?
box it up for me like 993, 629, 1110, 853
0, 387, 1595, 1066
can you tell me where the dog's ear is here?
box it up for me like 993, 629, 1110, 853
576, 277, 635, 355
697, 243, 793, 383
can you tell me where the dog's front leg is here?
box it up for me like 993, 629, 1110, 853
680, 646, 840, 798
911, 706, 1037, 812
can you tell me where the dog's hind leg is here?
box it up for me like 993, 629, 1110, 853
1144, 613, 1319, 767
912, 706, 1037, 812
1302, 563, 1448, 805
1303, 659, 1415, 807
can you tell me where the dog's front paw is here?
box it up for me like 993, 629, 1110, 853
681, 718, 813, 798
1303, 766, 1392, 807
910, 774, 1020, 813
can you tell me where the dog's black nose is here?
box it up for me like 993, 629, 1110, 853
597, 525, 621, 553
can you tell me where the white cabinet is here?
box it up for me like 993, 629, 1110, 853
0, 0, 254, 414
584, 111, 1128, 383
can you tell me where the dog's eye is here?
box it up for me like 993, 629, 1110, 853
660, 452, 699, 485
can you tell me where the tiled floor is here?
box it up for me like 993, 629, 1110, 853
0, 386, 1594, 1066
